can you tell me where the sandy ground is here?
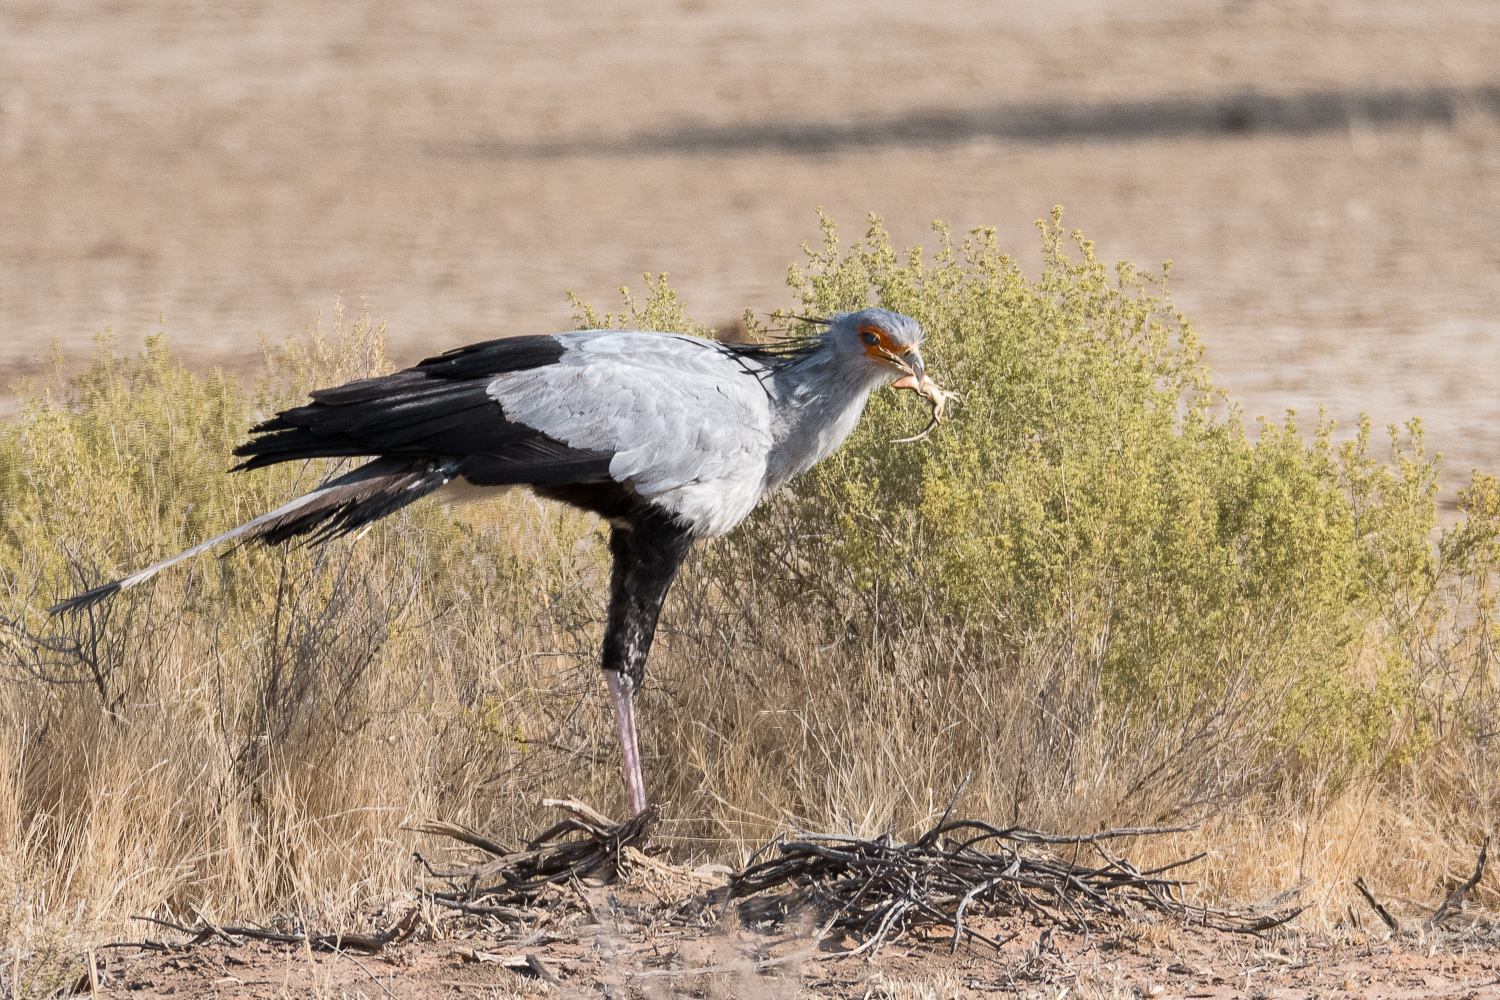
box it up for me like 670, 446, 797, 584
2, 0, 1499, 493
88, 893, 1500, 1000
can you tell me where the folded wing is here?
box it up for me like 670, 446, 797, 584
484, 331, 775, 533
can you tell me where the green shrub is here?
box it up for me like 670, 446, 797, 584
717, 210, 1500, 772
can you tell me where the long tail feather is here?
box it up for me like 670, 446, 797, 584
47, 458, 454, 615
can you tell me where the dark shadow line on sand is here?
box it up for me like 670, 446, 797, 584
455, 83, 1500, 160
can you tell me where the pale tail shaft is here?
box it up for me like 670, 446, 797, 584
47, 458, 456, 614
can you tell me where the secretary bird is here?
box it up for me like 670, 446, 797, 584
50, 307, 953, 815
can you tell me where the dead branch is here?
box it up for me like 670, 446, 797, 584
694, 817, 1301, 955
1354, 876, 1400, 931
429, 897, 531, 922
540, 797, 618, 828
409, 820, 515, 858
420, 799, 657, 904
1426, 836, 1490, 931
250, 805, 1307, 966
128, 906, 420, 954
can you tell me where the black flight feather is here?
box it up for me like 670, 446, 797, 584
231, 334, 594, 474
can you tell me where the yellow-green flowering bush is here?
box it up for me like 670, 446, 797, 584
719, 211, 1500, 775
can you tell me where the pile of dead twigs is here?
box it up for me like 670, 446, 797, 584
414, 798, 657, 917
702, 819, 1305, 955
110, 804, 1309, 963
414, 803, 1305, 956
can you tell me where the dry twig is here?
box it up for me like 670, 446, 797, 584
1354, 876, 1399, 931
1426, 837, 1490, 931
417, 799, 657, 906
128, 907, 421, 954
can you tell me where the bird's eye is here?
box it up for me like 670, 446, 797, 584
860, 331, 880, 347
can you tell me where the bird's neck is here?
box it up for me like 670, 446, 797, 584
763, 354, 886, 490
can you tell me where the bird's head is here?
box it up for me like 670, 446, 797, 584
826, 307, 927, 383
825, 308, 957, 441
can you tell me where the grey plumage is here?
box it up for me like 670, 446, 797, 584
48, 306, 948, 815
482, 326, 904, 537
486, 331, 777, 537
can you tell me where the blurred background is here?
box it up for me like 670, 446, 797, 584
2, 0, 1498, 492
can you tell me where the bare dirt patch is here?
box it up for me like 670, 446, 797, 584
92, 896, 1500, 999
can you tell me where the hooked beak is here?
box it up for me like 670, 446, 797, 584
899, 346, 927, 383
890, 347, 958, 444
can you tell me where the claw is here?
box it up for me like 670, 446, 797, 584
891, 374, 959, 443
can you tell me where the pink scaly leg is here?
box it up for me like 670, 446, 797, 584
604, 670, 648, 817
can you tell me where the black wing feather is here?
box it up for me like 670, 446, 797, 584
413, 335, 567, 380
459, 438, 612, 487
232, 334, 613, 484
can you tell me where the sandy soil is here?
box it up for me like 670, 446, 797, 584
90, 893, 1500, 1000
2, 0, 1499, 492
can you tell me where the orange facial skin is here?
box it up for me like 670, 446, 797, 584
858, 324, 908, 369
